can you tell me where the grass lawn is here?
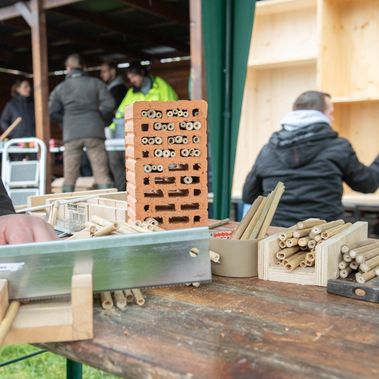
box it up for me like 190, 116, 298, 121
0, 345, 119, 378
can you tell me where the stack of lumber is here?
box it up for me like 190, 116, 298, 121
274, 219, 351, 272
232, 182, 285, 240
338, 240, 379, 283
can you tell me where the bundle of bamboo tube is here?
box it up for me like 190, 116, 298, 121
68, 216, 163, 240
232, 182, 285, 240
338, 239, 379, 283
274, 218, 351, 272
100, 288, 145, 311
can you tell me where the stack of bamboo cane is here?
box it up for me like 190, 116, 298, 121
338, 240, 379, 283
68, 216, 163, 240
232, 182, 285, 240
274, 219, 351, 272
100, 288, 145, 311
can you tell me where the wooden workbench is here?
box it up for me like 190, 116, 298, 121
41, 277, 379, 379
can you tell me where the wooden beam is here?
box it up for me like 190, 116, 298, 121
0, 0, 82, 21
55, 7, 188, 53
190, 0, 204, 100
119, 0, 188, 26
30, 0, 51, 192
15, 2, 33, 27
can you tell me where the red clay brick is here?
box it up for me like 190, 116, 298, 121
125, 100, 208, 229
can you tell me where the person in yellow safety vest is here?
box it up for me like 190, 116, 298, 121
110, 61, 178, 133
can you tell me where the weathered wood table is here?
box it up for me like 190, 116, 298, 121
42, 277, 379, 379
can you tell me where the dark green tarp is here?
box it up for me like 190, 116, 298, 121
202, 0, 256, 219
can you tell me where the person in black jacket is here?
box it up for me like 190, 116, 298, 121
0, 178, 56, 244
100, 60, 127, 106
49, 54, 115, 192
0, 79, 35, 139
100, 60, 127, 192
242, 91, 379, 227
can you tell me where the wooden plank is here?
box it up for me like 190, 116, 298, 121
27, 188, 117, 207
40, 277, 379, 379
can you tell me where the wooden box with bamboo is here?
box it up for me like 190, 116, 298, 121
258, 222, 367, 286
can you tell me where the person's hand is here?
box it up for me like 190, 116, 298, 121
0, 214, 57, 244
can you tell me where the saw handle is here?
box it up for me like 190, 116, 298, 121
0, 301, 20, 345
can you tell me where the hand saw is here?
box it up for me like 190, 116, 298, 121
0, 227, 211, 301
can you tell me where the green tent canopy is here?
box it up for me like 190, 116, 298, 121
202, 0, 256, 219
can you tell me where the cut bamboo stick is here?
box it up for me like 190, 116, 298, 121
309, 230, 320, 239
209, 219, 230, 230
359, 255, 379, 273
350, 261, 359, 270
343, 253, 352, 263
314, 234, 322, 242
114, 290, 127, 310
300, 261, 307, 268
297, 219, 325, 229
298, 237, 310, 247
0, 301, 20, 345
232, 196, 264, 239
339, 267, 352, 279
279, 240, 287, 249
356, 268, 378, 284
321, 223, 351, 240
276, 246, 300, 259
284, 253, 307, 272
100, 292, 113, 310
343, 240, 376, 255
311, 220, 344, 234
257, 182, 285, 239
84, 222, 98, 235
91, 215, 115, 227
285, 238, 298, 248
305, 252, 315, 261
356, 246, 379, 264
338, 260, 349, 270
240, 197, 268, 240
293, 228, 313, 238
305, 260, 314, 267
131, 289, 145, 306
279, 230, 293, 241
93, 224, 117, 237
209, 250, 221, 263
307, 240, 316, 250
350, 242, 379, 259
123, 289, 134, 302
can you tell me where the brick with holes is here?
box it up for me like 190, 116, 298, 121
125, 100, 208, 229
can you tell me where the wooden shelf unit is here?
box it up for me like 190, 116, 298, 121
233, 0, 379, 196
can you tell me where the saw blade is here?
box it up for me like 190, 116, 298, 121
0, 227, 211, 301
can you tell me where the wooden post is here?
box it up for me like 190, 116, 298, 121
18, 0, 51, 193
190, 0, 205, 100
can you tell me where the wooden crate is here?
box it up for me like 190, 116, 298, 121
258, 221, 368, 286
233, 0, 379, 197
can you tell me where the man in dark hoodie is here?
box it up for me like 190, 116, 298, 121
242, 91, 379, 227
49, 54, 115, 192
